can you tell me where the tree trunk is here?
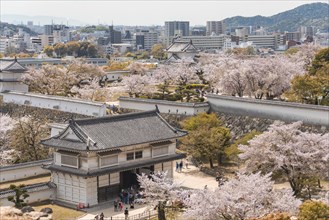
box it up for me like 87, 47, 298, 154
209, 158, 214, 169
217, 153, 223, 169
158, 201, 166, 220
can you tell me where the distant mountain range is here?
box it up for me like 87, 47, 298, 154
0, 14, 87, 26
0, 22, 38, 36
224, 3, 329, 32
1, 2, 328, 33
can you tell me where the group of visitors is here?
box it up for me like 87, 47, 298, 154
94, 212, 104, 220
114, 186, 145, 211
175, 160, 189, 172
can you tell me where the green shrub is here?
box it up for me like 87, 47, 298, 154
298, 200, 329, 220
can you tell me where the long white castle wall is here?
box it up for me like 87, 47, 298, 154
0, 187, 55, 206
119, 97, 209, 115
1, 91, 107, 117
207, 94, 329, 126
0, 159, 52, 183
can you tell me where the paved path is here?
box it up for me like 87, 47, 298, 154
78, 202, 148, 220
173, 161, 218, 190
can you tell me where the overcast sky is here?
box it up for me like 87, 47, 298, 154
1, 0, 327, 26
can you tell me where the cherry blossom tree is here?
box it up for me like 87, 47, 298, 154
21, 60, 106, 95
0, 114, 16, 165
9, 116, 49, 163
288, 44, 321, 69
70, 78, 111, 102
244, 56, 305, 99
154, 62, 199, 86
0, 114, 16, 147
199, 53, 305, 99
128, 62, 148, 75
138, 171, 301, 220
239, 121, 329, 198
137, 172, 183, 220
183, 172, 301, 220
120, 75, 151, 97
174, 60, 200, 85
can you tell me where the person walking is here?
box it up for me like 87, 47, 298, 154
124, 207, 129, 220
176, 161, 179, 172
119, 201, 123, 211
99, 212, 104, 220
114, 200, 118, 212
179, 160, 183, 172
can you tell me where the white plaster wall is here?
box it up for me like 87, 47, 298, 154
0, 164, 50, 183
143, 148, 151, 158
119, 99, 209, 115
50, 125, 66, 137
99, 174, 109, 187
193, 106, 210, 114
54, 152, 61, 166
0, 188, 55, 206
2, 92, 107, 117
110, 173, 120, 185
86, 177, 98, 206
87, 155, 99, 170
80, 157, 89, 170
178, 52, 198, 60
53, 172, 87, 205
154, 163, 162, 172
106, 73, 123, 81
0, 82, 28, 92
163, 161, 173, 178
153, 162, 173, 178
207, 95, 329, 126
118, 153, 127, 163
168, 143, 176, 154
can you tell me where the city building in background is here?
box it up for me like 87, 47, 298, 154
206, 21, 225, 36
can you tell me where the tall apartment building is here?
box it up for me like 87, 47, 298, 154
109, 26, 122, 44
164, 21, 189, 46
165, 21, 190, 37
39, 35, 54, 47
300, 26, 314, 38
206, 21, 225, 36
0, 37, 13, 53
43, 24, 70, 43
285, 32, 301, 42
44, 24, 67, 35
135, 34, 144, 50
135, 31, 159, 50
235, 28, 249, 38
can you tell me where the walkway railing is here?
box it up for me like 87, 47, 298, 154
109, 210, 157, 220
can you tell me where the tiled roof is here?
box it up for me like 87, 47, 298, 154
43, 153, 185, 177
0, 159, 52, 171
41, 110, 187, 151
0, 59, 26, 72
166, 40, 198, 53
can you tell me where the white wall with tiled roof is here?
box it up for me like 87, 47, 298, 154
119, 97, 210, 115
2, 91, 107, 117
0, 159, 51, 183
0, 185, 55, 206
207, 94, 329, 126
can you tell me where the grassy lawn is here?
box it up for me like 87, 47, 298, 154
33, 202, 84, 220
0, 174, 51, 190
